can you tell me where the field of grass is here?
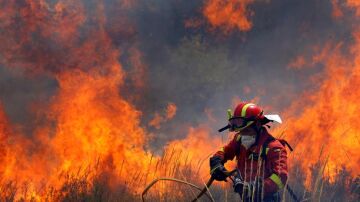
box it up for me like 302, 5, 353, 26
1, 146, 358, 202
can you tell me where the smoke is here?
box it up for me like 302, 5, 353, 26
117, 0, 356, 145
0, 66, 56, 130
0, 0, 358, 155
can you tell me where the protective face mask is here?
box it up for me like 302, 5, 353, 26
240, 135, 256, 149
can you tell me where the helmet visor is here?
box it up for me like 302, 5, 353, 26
228, 117, 254, 130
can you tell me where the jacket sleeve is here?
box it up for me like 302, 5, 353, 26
213, 133, 241, 163
263, 140, 288, 196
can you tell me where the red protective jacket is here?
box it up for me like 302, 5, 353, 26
213, 127, 288, 197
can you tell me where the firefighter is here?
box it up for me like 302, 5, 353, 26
210, 102, 288, 202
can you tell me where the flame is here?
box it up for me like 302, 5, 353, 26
331, 0, 344, 18
43, 67, 160, 190
287, 56, 306, 70
149, 103, 177, 129
347, 0, 360, 16
0, 0, 159, 198
149, 113, 163, 129
165, 126, 223, 179
166, 103, 177, 120
0, 104, 11, 179
0, 1, 216, 199
202, 0, 255, 33
280, 35, 360, 184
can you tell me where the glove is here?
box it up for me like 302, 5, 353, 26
209, 156, 228, 181
233, 176, 245, 194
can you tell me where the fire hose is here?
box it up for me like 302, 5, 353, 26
141, 177, 215, 202
142, 169, 300, 202
191, 169, 237, 202
141, 169, 236, 202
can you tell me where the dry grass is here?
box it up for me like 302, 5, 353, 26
0, 148, 359, 202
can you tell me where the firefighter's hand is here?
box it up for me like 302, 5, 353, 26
209, 156, 228, 181
233, 177, 245, 194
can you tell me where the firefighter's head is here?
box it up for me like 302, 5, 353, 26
230, 102, 266, 148
217, 102, 282, 148
218, 101, 282, 134
228, 102, 266, 134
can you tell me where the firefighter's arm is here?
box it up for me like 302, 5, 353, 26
263, 141, 288, 196
212, 133, 240, 163
210, 133, 240, 181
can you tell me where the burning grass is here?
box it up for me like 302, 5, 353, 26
0, 146, 358, 202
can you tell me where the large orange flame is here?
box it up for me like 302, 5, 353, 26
280, 37, 360, 185
0, 1, 221, 200
0, 0, 153, 198
203, 0, 255, 33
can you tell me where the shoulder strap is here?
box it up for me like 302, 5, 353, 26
261, 137, 294, 160
260, 136, 275, 160
235, 133, 242, 156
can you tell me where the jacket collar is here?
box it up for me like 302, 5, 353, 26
249, 127, 271, 152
